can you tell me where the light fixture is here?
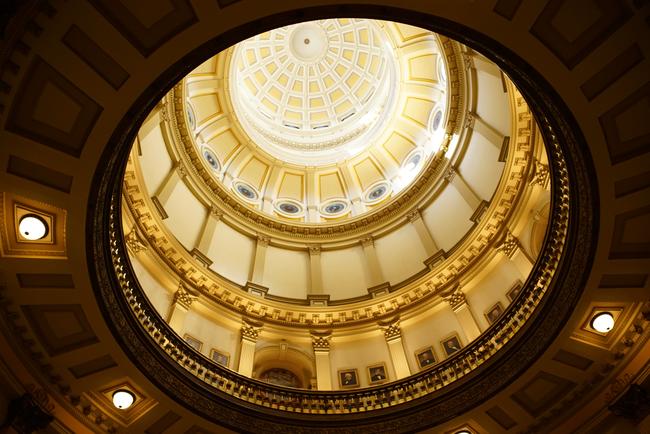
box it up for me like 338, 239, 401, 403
590, 312, 615, 333
18, 214, 49, 240
455, 430, 471, 434
112, 390, 135, 409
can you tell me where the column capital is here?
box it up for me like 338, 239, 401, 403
125, 227, 147, 254
257, 234, 270, 247
310, 330, 332, 351
441, 285, 467, 311
174, 283, 198, 309
241, 319, 263, 342
495, 229, 521, 259
209, 205, 223, 219
407, 209, 422, 223
360, 236, 374, 248
465, 112, 476, 129
444, 166, 456, 182
309, 245, 321, 255
174, 160, 188, 178
461, 51, 474, 69
380, 321, 402, 341
529, 158, 550, 189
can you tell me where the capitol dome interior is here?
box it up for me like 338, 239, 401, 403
0, 1, 648, 433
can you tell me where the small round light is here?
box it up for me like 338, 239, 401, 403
455, 431, 471, 434
112, 390, 135, 409
591, 312, 615, 333
18, 214, 49, 240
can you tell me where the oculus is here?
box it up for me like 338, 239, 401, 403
274, 199, 305, 217
233, 180, 260, 203
431, 109, 443, 131
186, 103, 196, 130
201, 146, 220, 172
363, 181, 391, 204
320, 199, 350, 217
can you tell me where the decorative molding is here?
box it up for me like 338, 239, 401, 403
190, 248, 213, 267
245, 282, 269, 298
308, 245, 321, 255
307, 294, 330, 306
470, 200, 490, 223
257, 234, 270, 247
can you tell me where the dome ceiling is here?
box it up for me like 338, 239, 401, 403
230, 19, 396, 165
183, 20, 450, 223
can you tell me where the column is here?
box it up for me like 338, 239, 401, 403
466, 112, 507, 151
464, 52, 502, 79
262, 166, 282, 214
442, 285, 481, 341
196, 207, 222, 253
167, 282, 198, 332
444, 166, 481, 210
305, 170, 320, 222
238, 319, 262, 377
495, 229, 534, 277
152, 162, 186, 218
308, 245, 323, 294
340, 166, 365, 216
311, 331, 332, 390
249, 235, 269, 284
379, 319, 411, 379
361, 236, 384, 287
407, 209, 438, 255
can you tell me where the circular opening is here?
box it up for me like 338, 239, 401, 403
233, 181, 259, 202
274, 199, 305, 217
112, 390, 135, 409
590, 312, 614, 333
201, 146, 220, 171
321, 199, 349, 217
18, 214, 49, 240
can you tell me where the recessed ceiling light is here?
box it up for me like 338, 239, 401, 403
590, 312, 614, 333
18, 214, 49, 240
112, 390, 135, 409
